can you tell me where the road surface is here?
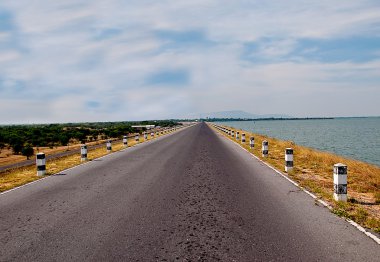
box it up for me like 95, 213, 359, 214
0, 123, 378, 261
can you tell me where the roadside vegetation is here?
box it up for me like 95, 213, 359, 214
211, 124, 380, 233
0, 120, 178, 164
0, 130, 172, 192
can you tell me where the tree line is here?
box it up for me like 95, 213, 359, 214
0, 120, 178, 159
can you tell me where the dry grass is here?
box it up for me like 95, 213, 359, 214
0, 139, 111, 167
211, 124, 380, 232
0, 131, 168, 193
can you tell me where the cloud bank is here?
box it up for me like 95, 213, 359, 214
0, 0, 379, 123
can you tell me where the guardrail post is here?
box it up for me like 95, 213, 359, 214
123, 136, 128, 147
250, 137, 254, 148
36, 153, 46, 176
285, 148, 293, 172
241, 133, 246, 143
81, 144, 88, 162
262, 140, 268, 157
107, 140, 112, 152
334, 163, 347, 202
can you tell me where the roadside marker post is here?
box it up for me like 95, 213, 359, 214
135, 135, 139, 143
151, 132, 154, 138
36, 153, 46, 176
241, 133, 246, 143
285, 148, 293, 172
236, 131, 240, 140
107, 140, 112, 152
123, 136, 128, 147
144, 132, 147, 141
262, 140, 268, 157
231, 130, 234, 138
250, 137, 254, 149
80, 144, 88, 162
334, 163, 348, 202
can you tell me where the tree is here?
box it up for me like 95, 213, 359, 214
9, 134, 23, 155
12, 143, 23, 155
21, 144, 34, 160
0, 142, 5, 156
59, 134, 70, 146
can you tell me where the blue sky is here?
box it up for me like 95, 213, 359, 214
0, 0, 379, 123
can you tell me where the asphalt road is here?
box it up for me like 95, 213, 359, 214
0, 123, 378, 261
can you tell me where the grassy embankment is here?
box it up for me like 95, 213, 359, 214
0, 139, 108, 167
211, 124, 380, 233
0, 131, 170, 193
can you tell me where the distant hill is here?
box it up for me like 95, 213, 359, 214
186, 110, 292, 119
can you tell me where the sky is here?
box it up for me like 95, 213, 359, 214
0, 0, 380, 124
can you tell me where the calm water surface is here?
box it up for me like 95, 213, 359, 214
216, 117, 380, 166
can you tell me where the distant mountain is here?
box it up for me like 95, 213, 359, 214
185, 110, 292, 119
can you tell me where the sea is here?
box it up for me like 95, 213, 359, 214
216, 117, 380, 166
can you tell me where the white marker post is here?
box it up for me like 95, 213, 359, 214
228, 130, 231, 136
334, 163, 348, 202
250, 137, 254, 149
144, 132, 147, 141
262, 140, 268, 157
241, 133, 246, 143
231, 130, 234, 138
80, 144, 88, 162
151, 132, 154, 138
36, 153, 46, 176
285, 148, 293, 172
107, 140, 112, 152
135, 134, 139, 143
236, 131, 240, 140
123, 136, 128, 147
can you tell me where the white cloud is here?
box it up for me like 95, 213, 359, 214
0, 0, 379, 123
0, 32, 11, 41
0, 50, 20, 63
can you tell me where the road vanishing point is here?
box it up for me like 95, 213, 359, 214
0, 123, 379, 261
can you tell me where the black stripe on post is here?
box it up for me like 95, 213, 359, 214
334, 184, 347, 194
286, 161, 293, 167
36, 154, 45, 159
37, 165, 46, 171
286, 148, 293, 154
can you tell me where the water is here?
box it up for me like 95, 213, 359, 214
216, 117, 380, 166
